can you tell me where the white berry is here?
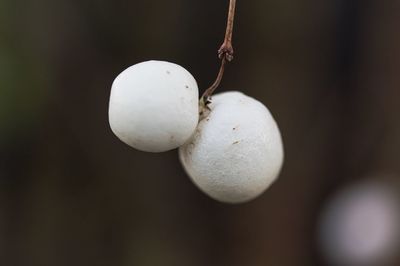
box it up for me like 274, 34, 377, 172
318, 181, 400, 265
109, 60, 199, 152
179, 91, 284, 203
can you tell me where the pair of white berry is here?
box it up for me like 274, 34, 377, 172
109, 60, 284, 203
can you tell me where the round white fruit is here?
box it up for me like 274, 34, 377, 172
179, 91, 284, 203
109, 60, 199, 152
318, 180, 400, 266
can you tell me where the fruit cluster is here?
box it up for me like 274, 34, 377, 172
109, 60, 284, 203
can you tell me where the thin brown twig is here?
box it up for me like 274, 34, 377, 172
202, 58, 227, 105
201, 0, 236, 103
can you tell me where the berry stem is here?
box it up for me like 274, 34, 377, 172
201, 0, 236, 104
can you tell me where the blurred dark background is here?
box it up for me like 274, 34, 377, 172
1, 0, 400, 265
